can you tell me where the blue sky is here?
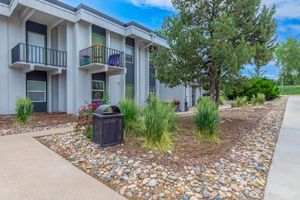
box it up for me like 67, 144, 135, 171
61, 0, 300, 80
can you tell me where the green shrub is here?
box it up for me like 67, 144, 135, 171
231, 96, 248, 108
219, 96, 225, 105
251, 93, 266, 105
244, 78, 279, 100
16, 97, 33, 123
143, 95, 177, 151
86, 127, 93, 139
102, 92, 110, 104
224, 77, 279, 101
195, 97, 219, 140
224, 77, 252, 100
119, 99, 143, 137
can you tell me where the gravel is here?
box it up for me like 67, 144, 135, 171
37, 97, 287, 200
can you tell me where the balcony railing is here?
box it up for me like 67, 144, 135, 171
79, 45, 124, 68
12, 43, 67, 68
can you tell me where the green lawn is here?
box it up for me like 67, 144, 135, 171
279, 85, 300, 95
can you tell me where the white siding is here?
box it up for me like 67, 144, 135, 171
0, 15, 9, 114
0, 0, 187, 115
159, 85, 186, 112
108, 32, 125, 105
8, 14, 26, 114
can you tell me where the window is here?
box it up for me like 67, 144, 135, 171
92, 80, 105, 102
125, 45, 134, 63
27, 81, 46, 102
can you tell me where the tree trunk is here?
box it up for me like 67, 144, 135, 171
215, 67, 222, 107
209, 67, 216, 103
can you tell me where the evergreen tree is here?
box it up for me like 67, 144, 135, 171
275, 37, 300, 85
152, 0, 276, 104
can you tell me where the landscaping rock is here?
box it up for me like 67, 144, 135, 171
148, 179, 157, 187
37, 98, 287, 200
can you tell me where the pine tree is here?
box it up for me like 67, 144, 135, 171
152, 0, 276, 104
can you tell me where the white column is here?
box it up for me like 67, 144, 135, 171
106, 30, 111, 48
145, 46, 150, 99
66, 22, 76, 114
89, 24, 92, 46
105, 30, 111, 101
134, 40, 140, 104
0, 16, 9, 114
121, 36, 126, 100
47, 29, 51, 49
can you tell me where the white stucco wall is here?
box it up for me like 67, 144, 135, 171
159, 84, 186, 112
7, 14, 26, 114
135, 42, 150, 106
0, 15, 9, 114
107, 32, 125, 105
0, 0, 176, 115
72, 21, 90, 113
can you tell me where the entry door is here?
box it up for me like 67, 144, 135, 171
92, 33, 106, 63
27, 32, 46, 64
26, 71, 47, 112
92, 73, 106, 104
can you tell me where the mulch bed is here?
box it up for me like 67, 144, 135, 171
107, 105, 269, 171
0, 113, 76, 136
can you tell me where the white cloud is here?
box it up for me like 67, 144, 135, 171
126, 0, 300, 18
262, 0, 300, 19
126, 0, 173, 10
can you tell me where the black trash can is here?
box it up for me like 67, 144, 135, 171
92, 105, 124, 148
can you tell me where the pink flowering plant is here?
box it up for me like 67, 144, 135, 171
75, 102, 100, 138
172, 99, 181, 106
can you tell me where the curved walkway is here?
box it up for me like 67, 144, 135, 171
265, 96, 300, 200
0, 127, 125, 200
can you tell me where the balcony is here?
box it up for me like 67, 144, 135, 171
79, 45, 125, 75
11, 43, 67, 73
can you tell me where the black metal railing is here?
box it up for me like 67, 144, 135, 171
79, 45, 124, 68
12, 43, 67, 68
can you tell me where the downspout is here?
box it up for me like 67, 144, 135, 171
184, 84, 188, 112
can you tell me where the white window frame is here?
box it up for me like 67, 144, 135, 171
92, 80, 105, 101
27, 80, 47, 103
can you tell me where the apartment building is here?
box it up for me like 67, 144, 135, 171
0, 0, 202, 115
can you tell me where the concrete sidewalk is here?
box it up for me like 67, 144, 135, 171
0, 127, 125, 200
265, 96, 300, 200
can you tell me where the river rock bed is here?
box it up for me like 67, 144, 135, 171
37, 97, 287, 200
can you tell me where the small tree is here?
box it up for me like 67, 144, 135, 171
275, 37, 300, 85
152, 0, 277, 105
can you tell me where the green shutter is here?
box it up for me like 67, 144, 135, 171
92, 33, 105, 46
126, 84, 134, 99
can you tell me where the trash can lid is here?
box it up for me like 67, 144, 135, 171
95, 105, 121, 115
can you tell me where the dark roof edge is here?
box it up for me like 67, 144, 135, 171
57, 0, 167, 40
0, 0, 10, 5
0, 0, 166, 40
